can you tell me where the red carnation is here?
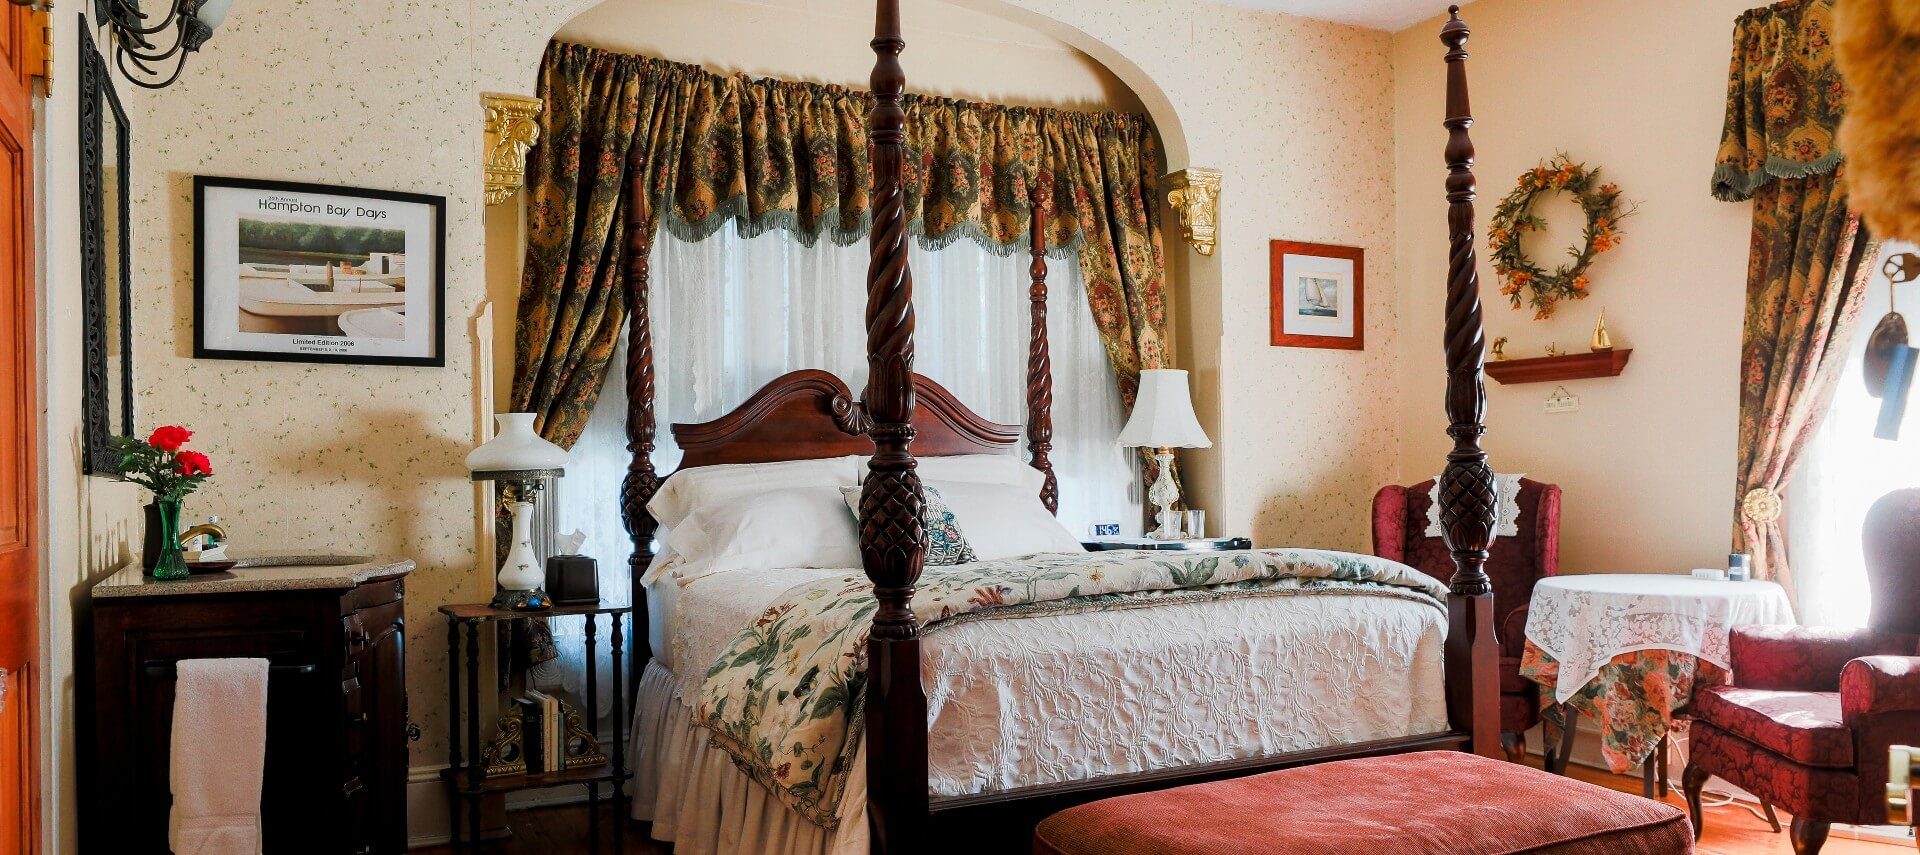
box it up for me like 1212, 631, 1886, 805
148, 425, 193, 452
175, 451, 213, 477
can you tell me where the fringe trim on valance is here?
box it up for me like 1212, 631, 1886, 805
657, 203, 1085, 260
1710, 151, 1847, 203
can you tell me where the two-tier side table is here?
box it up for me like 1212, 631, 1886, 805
439, 601, 635, 852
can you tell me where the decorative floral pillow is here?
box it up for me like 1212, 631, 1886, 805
839, 484, 978, 566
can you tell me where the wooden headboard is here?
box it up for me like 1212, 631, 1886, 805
668, 369, 1020, 470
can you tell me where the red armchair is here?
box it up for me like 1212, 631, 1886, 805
1372, 477, 1562, 763
1683, 489, 1920, 854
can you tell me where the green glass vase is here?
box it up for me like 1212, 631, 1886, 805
148, 499, 189, 581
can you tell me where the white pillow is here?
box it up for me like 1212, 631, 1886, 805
859, 454, 1046, 493
660, 485, 862, 585
646, 455, 862, 529
928, 480, 1084, 560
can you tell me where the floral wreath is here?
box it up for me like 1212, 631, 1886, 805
1489, 154, 1634, 319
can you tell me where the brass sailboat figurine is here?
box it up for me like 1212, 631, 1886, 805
1590, 309, 1614, 352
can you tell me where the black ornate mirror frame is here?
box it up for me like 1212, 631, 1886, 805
80, 21, 135, 475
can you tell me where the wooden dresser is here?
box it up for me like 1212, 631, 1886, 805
84, 555, 413, 854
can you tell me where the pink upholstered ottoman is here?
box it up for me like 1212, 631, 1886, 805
1033, 751, 1692, 855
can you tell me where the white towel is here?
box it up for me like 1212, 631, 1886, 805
169, 658, 269, 855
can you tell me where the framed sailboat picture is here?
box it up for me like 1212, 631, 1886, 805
1269, 240, 1364, 351
194, 176, 446, 366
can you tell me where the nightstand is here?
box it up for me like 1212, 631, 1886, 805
1080, 535, 1252, 552
440, 601, 633, 852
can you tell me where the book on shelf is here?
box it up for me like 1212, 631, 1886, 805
524, 689, 555, 773
547, 693, 562, 771
515, 696, 545, 774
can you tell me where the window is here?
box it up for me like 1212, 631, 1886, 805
1788, 241, 1920, 627
534, 227, 1142, 714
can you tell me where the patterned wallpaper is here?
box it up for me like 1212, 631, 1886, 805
124, 0, 1400, 781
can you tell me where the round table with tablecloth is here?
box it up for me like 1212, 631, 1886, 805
1521, 573, 1796, 779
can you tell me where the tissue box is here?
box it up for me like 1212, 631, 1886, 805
545, 555, 599, 605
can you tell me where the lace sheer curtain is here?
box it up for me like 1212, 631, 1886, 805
1788, 240, 1920, 627
534, 228, 1141, 714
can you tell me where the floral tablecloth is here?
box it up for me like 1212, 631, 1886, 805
1520, 642, 1727, 773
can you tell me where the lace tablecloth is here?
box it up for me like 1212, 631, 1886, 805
1524, 574, 1796, 704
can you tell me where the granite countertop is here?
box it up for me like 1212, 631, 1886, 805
92, 551, 414, 598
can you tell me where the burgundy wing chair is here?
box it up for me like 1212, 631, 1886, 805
1372, 477, 1562, 763
1684, 488, 1920, 854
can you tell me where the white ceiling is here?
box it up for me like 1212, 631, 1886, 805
1210, 0, 1465, 32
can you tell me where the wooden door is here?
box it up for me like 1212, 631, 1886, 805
0, 3, 38, 852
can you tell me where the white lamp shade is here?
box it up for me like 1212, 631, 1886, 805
194, 0, 236, 30
1116, 369, 1211, 449
467, 413, 568, 472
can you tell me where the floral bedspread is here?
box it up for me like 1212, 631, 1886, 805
693, 548, 1447, 828
1520, 641, 1728, 773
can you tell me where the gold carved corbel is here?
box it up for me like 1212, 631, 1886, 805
483, 93, 542, 206
1165, 167, 1222, 257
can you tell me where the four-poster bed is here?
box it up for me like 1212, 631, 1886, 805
612, 3, 1498, 852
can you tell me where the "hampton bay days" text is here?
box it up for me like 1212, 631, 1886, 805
258, 195, 390, 221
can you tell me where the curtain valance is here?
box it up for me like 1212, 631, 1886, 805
1712, 0, 1848, 202
531, 41, 1159, 256
516, 40, 1170, 453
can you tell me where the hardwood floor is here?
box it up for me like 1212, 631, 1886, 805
417, 801, 667, 854
1558, 761, 1913, 855
418, 761, 1915, 853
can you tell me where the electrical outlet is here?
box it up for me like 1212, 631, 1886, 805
1545, 393, 1580, 414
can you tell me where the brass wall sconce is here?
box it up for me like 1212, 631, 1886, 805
483, 93, 542, 206
1165, 167, 1222, 256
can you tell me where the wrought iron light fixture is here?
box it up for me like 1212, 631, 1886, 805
96, 0, 235, 88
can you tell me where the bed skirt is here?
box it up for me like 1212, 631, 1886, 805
630, 661, 869, 855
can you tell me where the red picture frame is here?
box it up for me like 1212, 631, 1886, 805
1269, 240, 1364, 350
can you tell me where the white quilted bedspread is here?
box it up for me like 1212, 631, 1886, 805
652, 562, 1448, 800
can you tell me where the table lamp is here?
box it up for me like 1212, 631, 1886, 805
1116, 369, 1212, 539
467, 413, 567, 611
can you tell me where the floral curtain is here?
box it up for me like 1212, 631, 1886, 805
1714, 0, 1876, 596
511, 47, 655, 447
514, 41, 1169, 450
1711, 0, 1847, 203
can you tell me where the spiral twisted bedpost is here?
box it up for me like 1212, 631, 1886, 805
1026, 190, 1058, 514
1438, 6, 1501, 758
620, 164, 660, 706
861, 0, 930, 849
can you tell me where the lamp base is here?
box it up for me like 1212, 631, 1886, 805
1148, 448, 1181, 540
490, 586, 553, 611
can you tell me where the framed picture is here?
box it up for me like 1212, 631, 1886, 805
195, 176, 446, 366
1269, 240, 1364, 350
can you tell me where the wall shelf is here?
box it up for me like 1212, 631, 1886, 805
1485, 348, 1632, 385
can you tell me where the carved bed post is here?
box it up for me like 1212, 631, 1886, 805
621, 162, 660, 705
1437, 6, 1501, 759
861, 1, 930, 851
1027, 189, 1058, 514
